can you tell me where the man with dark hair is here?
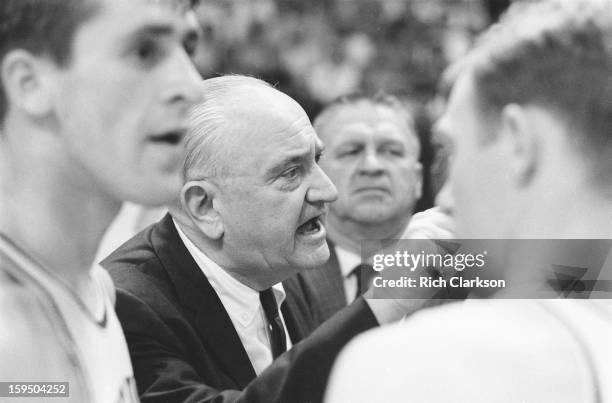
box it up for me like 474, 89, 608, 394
0, 0, 201, 401
291, 93, 426, 321
326, 1, 612, 401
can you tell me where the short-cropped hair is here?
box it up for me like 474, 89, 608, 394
0, 0, 201, 124
461, 0, 612, 169
0, 0, 99, 122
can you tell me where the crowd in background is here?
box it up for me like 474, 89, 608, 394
188, 0, 509, 209
192, 0, 508, 118
4, 0, 610, 402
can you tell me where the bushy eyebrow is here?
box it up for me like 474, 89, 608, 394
378, 139, 407, 147
332, 138, 406, 150
266, 140, 323, 181
332, 141, 363, 155
264, 154, 307, 182
124, 23, 199, 46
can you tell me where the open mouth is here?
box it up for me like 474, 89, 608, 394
297, 216, 323, 235
149, 130, 185, 145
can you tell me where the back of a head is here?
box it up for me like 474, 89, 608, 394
463, 0, 612, 184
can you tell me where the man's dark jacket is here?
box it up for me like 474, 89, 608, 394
103, 214, 378, 403
291, 240, 349, 322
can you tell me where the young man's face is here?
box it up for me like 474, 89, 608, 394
434, 72, 511, 238
50, 0, 202, 206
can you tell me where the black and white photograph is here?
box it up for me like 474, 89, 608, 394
0, 0, 611, 402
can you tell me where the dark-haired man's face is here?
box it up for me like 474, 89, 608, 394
49, 0, 202, 206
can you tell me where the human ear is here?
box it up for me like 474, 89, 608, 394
1, 50, 54, 117
500, 104, 538, 185
180, 180, 224, 239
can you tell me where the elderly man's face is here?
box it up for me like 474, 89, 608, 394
214, 88, 338, 288
49, 0, 202, 206
318, 102, 422, 227
435, 72, 511, 238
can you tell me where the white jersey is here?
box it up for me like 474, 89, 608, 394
541, 299, 612, 403
0, 233, 139, 403
326, 299, 612, 403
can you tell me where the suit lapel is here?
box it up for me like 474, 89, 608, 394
321, 241, 349, 313
302, 240, 348, 321
151, 214, 256, 388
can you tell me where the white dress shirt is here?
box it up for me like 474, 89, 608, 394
334, 245, 362, 304
175, 221, 292, 375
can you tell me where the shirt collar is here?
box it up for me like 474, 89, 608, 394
174, 219, 286, 328
334, 244, 363, 278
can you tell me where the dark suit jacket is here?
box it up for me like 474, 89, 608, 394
103, 214, 378, 403
285, 240, 348, 323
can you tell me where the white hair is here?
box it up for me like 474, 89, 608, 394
182, 75, 273, 182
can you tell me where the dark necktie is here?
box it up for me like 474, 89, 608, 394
259, 288, 287, 359
352, 263, 376, 299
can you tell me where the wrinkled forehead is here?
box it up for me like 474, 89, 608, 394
320, 102, 420, 154
223, 115, 320, 180
320, 101, 417, 141
242, 107, 318, 149
217, 88, 316, 158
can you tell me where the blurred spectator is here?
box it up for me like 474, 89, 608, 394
191, 0, 499, 119
189, 0, 504, 210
